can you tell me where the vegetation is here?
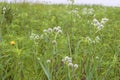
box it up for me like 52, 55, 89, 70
0, 1, 120, 80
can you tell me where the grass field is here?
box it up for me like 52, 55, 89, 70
0, 1, 120, 80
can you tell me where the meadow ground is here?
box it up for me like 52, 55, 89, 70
0, 2, 120, 80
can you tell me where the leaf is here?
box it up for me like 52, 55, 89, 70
39, 60, 51, 80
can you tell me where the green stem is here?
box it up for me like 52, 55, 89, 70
67, 33, 72, 56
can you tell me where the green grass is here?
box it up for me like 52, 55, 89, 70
0, 2, 120, 80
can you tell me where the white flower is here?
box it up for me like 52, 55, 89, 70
2, 7, 6, 14
62, 56, 72, 64
93, 18, 99, 26
95, 36, 100, 42
101, 18, 109, 24
102, 18, 109, 22
65, 56, 70, 61
48, 28, 53, 33
57, 26, 61, 30
71, 9, 78, 14
43, 29, 47, 33
30, 33, 40, 40
53, 27, 58, 31
82, 8, 87, 15
88, 8, 94, 15
82, 8, 94, 15
86, 36, 92, 43
96, 56, 99, 59
57, 30, 62, 34
68, 63, 74, 67
35, 35, 40, 40
97, 24, 104, 30
74, 64, 78, 69
67, 59, 72, 63
66, 56, 72, 63
93, 18, 109, 30
52, 40, 57, 45
37, 57, 40, 60
3, 7, 6, 11
47, 60, 51, 63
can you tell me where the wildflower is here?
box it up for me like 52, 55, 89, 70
62, 56, 78, 70
53, 27, 58, 31
30, 33, 40, 40
43, 29, 47, 33
95, 56, 99, 59
10, 41, 16, 46
53, 26, 61, 32
35, 35, 40, 40
2, 7, 6, 14
86, 36, 92, 43
101, 18, 109, 24
93, 18, 100, 26
88, 8, 94, 15
52, 40, 57, 45
47, 60, 51, 63
48, 28, 53, 33
3, 7, 6, 11
37, 57, 40, 60
65, 56, 70, 61
57, 26, 61, 30
57, 30, 62, 34
82, 8, 87, 15
62, 56, 72, 64
71, 9, 78, 14
97, 24, 104, 30
95, 36, 100, 43
74, 64, 78, 70
68, 63, 74, 67
82, 8, 94, 15
93, 17, 109, 30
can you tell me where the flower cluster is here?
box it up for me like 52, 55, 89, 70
86, 36, 100, 44
71, 9, 78, 14
93, 18, 109, 30
29, 33, 42, 45
69, 8, 81, 18
62, 56, 78, 70
30, 33, 40, 40
101, 18, 109, 24
2, 7, 6, 14
43, 26, 62, 34
82, 8, 94, 15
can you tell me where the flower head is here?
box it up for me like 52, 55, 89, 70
10, 41, 16, 46
74, 64, 78, 70
68, 63, 74, 67
47, 60, 51, 63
